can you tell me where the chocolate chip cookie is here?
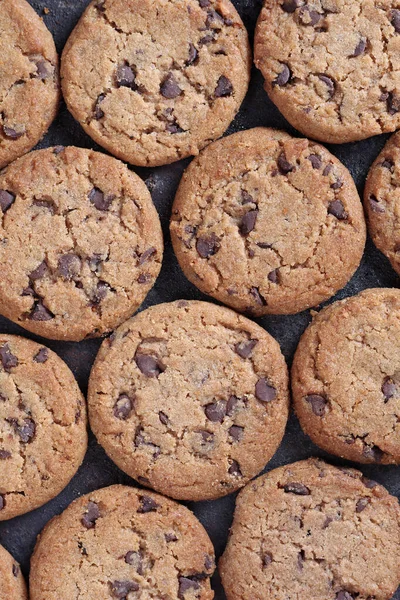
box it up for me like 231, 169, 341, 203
292, 288, 400, 464
0, 334, 87, 520
0, 0, 59, 169
61, 0, 251, 167
30, 484, 215, 600
0, 146, 163, 341
255, 1, 400, 144
220, 458, 400, 600
88, 300, 289, 501
170, 128, 366, 316
0, 544, 27, 599
364, 131, 400, 275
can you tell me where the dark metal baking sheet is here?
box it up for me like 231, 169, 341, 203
0, 1, 399, 597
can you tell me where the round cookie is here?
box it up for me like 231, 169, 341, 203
0, 544, 27, 600
61, 0, 251, 167
170, 128, 366, 316
0, 0, 59, 169
88, 300, 289, 501
220, 458, 400, 600
0, 146, 163, 341
30, 484, 215, 600
0, 334, 87, 521
292, 288, 400, 464
364, 131, 400, 274
254, 1, 400, 144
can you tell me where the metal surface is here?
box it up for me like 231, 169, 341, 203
0, 1, 399, 597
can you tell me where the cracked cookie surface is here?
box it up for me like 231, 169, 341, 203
364, 131, 400, 275
0, 0, 59, 168
60, 0, 251, 167
0, 146, 163, 341
170, 128, 366, 316
292, 288, 400, 464
220, 458, 400, 600
0, 544, 27, 599
0, 334, 87, 521
30, 484, 215, 600
88, 300, 289, 501
255, 0, 400, 144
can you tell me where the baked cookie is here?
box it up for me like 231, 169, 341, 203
30, 484, 215, 600
170, 128, 366, 316
0, 334, 87, 521
0, 0, 59, 169
0, 544, 27, 599
220, 458, 400, 600
364, 131, 400, 274
88, 300, 289, 501
61, 0, 251, 167
254, 1, 400, 144
0, 146, 163, 341
292, 288, 400, 464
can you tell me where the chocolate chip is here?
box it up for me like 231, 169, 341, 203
160, 73, 182, 99
138, 273, 151, 284
382, 158, 394, 171
12, 564, 19, 577
356, 497, 369, 513
53, 146, 64, 155
234, 339, 258, 359
35, 58, 51, 79
305, 394, 328, 416
250, 287, 266, 306
88, 187, 114, 211
110, 580, 139, 598
94, 94, 105, 119
268, 269, 280, 284
0, 190, 15, 213
206, 8, 224, 28
214, 75, 233, 97
30, 261, 47, 281
199, 0, 210, 6
32, 197, 56, 213
34, 348, 48, 363
278, 153, 294, 174
228, 460, 242, 476
274, 64, 291, 86
392, 9, 400, 33
257, 242, 272, 249
239, 210, 258, 236
196, 233, 219, 258
204, 400, 226, 423
166, 121, 184, 134
199, 33, 215, 45
30, 301, 54, 321
7, 417, 35, 443
336, 592, 354, 600
255, 378, 276, 402
382, 376, 396, 400
81, 501, 100, 529
0, 344, 18, 372
204, 554, 214, 572
58, 253, 81, 280
116, 63, 137, 88
241, 190, 254, 204
114, 394, 134, 420
387, 92, 400, 115
297, 549, 305, 570
137, 495, 159, 513
330, 178, 343, 190
226, 395, 239, 416
318, 74, 336, 98
281, 0, 303, 12
362, 477, 378, 489
350, 37, 367, 57
308, 154, 322, 169
139, 247, 156, 265
282, 482, 310, 495
165, 532, 178, 542
178, 577, 200, 600
125, 551, 143, 574
187, 43, 198, 65
0, 495, 4, 510
328, 200, 348, 220
159, 411, 168, 425
2, 126, 24, 139
323, 164, 333, 176
135, 353, 164, 377
363, 445, 384, 462
368, 194, 385, 213
0, 450, 11, 459
262, 552, 273, 567
90, 281, 110, 306
299, 7, 321, 25
228, 425, 244, 442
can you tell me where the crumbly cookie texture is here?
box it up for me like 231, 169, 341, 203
292, 288, 400, 464
170, 128, 366, 316
0, 544, 27, 600
220, 458, 400, 600
0, 0, 59, 168
61, 0, 251, 167
364, 131, 400, 274
0, 146, 163, 341
88, 300, 289, 501
0, 334, 87, 521
255, 0, 400, 144
30, 484, 215, 600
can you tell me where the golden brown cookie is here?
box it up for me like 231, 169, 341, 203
0, 146, 163, 341
0, 544, 27, 600
88, 300, 289, 501
170, 128, 366, 315
220, 458, 400, 600
30, 484, 215, 600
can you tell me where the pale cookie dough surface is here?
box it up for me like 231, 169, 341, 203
0, 0, 59, 168
254, 0, 400, 144
170, 128, 366, 316
0, 147, 163, 341
292, 288, 400, 464
220, 458, 400, 600
30, 484, 215, 600
0, 334, 87, 521
61, 0, 251, 167
364, 131, 400, 275
88, 300, 289, 501
0, 544, 27, 599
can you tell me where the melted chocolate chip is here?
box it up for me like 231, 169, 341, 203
139, 247, 156, 265
363, 445, 384, 462
30, 301, 54, 321
278, 153, 294, 174
234, 339, 258, 359
178, 577, 200, 600
81, 501, 100, 529
255, 378, 276, 402
239, 210, 258, 235
350, 37, 367, 57
0, 190, 16, 213
34, 348, 48, 363
196, 233, 219, 258
281, 0, 303, 12
110, 580, 139, 598
392, 9, 400, 33
116, 63, 137, 89
135, 353, 165, 377
0, 450, 11, 459
355, 497, 369, 513
268, 269, 280, 284
318, 74, 336, 98
204, 400, 226, 423
308, 154, 322, 169
58, 253, 81, 280
0, 344, 18, 372
125, 551, 143, 574
7, 417, 35, 443
187, 43, 198, 65
160, 73, 182, 99
137, 495, 159, 513
88, 187, 114, 211
328, 200, 348, 220
2, 126, 24, 139
282, 482, 310, 495
114, 394, 134, 419
369, 195, 385, 213
274, 64, 291, 86
214, 75, 233, 97
228, 425, 244, 442
306, 394, 328, 416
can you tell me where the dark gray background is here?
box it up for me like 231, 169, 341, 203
0, 0, 399, 597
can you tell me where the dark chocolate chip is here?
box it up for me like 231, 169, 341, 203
199, 0, 210, 6
2, 126, 24, 139
387, 92, 400, 115
204, 400, 226, 423
281, 0, 303, 12
159, 411, 169, 425
214, 75, 233, 97
139, 247, 157, 265
241, 190, 254, 204
137, 495, 159, 513
138, 273, 151, 284
274, 64, 291, 86
7, 417, 35, 443
165, 532, 178, 542
160, 73, 182, 99
228, 425, 244, 441
336, 592, 354, 600
114, 394, 134, 420
257, 242, 272, 249
308, 154, 322, 169
204, 554, 214, 572
30, 261, 47, 281
234, 339, 258, 359
88, 187, 114, 211
81, 501, 100, 529
318, 74, 336, 98
305, 394, 328, 416
382, 158, 394, 171
262, 552, 273, 567
187, 43, 198, 65
328, 200, 348, 220
363, 445, 384, 462
0, 190, 16, 213
250, 287, 266, 306
368, 195, 385, 213
116, 63, 137, 89
166, 121, 184, 134
196, 233, 219, 258
0, 450, 11, 459
12, 564, 19, 577
53, 145, 64, 155
382, 376, 396, 400
94, 94, 105, 119
226, 395, 239, 416
282, 482, 310, 495
228, 460, 242, 476
178, 577, 200, 600
32, 197, 56, 213
110, 580, 139, 598
239, 210, 258, 235
268, 269, 280, 284
206, 8, 225, 28
297, 549, 305, 570
199, 33, 215, 45
350, 37, 367, 57
35, 58, 51, 79
392, 9, 400, 33
299, 7, 321, 25
125, 551, 143, 574
135, 353, 164, 377
30, 301, 54, 321
255, 378, 276, 402
0, 344, 18, 372
58, 253, 81, 280
323, 164, 333, 176
34, 348, 48, 363
330, 178, 343, 190
0, 495, 4, 510
362, 477, 378, 489
356, 497, 369, 513
277, 153, 294, 174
